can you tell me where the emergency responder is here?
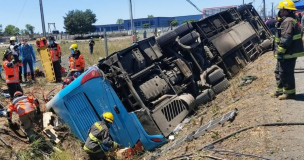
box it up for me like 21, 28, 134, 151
9, 36, 23, 82
69, 44, 85, 76
2, 49, 23, 100
271, 0, 304, 100
83, 112, 122, 160
89, 37, 95, 54
48, 36, 62, 82
6, 91, 40, 142
20, 38, 36, 81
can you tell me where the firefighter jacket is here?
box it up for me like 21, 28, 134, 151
274, 16, 304, 59
3, 60, 22, 84
48, 43, 61, 62
83, 121, 119, 153
69, 52, 85, 72
7, 95, 36, 117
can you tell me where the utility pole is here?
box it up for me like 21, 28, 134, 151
39, 0, 46, 37
271, 2, 274, 17
243, 0, 244, 5
129, 0, 135, 41
263, 0, 266, 20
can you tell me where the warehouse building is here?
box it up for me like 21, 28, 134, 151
94, 14, 202, 32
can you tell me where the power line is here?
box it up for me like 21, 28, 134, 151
15, 0, 28, 26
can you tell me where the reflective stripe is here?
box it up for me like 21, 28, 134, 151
276, 88, 283, 92
277, 46, 286, 53
275, 37, 280, 43
113, 142, 118, 149
83, 145, 103, 153
94, 122, 103, 130
293, 34, 301, 40
50, 48, 58, 61
281, 52, 304, 59
89, 133, 100, 143
283, 88, 295, 94
14, 97, 35, 116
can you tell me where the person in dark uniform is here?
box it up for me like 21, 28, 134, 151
83, 112, 122, 160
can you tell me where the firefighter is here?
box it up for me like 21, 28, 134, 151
2, 49, 23, 100
271, 0, 304, 100
69, 44, 85, 76
83, 112, 122, 160
6, 91, 40, 142
9, 36, 23, 82
48, 36, 62, 82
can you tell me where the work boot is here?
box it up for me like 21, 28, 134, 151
278, 94, 295, 100
270, 91, 283, 98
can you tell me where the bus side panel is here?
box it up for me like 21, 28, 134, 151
78, 78, 140, 148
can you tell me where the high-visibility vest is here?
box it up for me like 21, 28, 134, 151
8, 95, 35, 117
3, 60, 20, 84
49, 44, 61, 62
69, 54, 85, 71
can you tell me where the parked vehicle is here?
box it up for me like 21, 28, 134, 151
46, 4, 272, 151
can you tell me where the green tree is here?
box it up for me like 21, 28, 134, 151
147, 15, 154, 18
20, 29, 29, 35
116, 18, 124, 30
142, 23, 150, 28
64, 9, 97, 36
182, 19, 196, 24
4, 25, 20, 36
25, 24, 35, 35
170, 20, 179, 26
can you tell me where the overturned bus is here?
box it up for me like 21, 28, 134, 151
46, 4, 272, 151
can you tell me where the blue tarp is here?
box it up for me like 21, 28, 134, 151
295, 1, 304, 9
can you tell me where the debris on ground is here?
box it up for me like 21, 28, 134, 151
238, 75, 258, 87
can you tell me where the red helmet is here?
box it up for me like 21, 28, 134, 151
14, 91, 23, 97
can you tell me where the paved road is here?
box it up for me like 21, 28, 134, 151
267, 57, 304, 159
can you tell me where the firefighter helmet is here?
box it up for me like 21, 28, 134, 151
3, 49, 12, 58
10, 36, 16, 41
69, 44, 78, 50
103, 112, 114, 123
278, 0, 297, 11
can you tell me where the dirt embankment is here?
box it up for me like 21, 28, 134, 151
159, 52, 304, 160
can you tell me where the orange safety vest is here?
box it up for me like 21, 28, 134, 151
3, 60, 21, 84
69, 54, 85, 71
8, 95, 35, 117
49, 44, 61, 62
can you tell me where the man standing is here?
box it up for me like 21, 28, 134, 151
6, 91, 40, 142
2, 49, 23, 100
19, 38, 36, 81
89, 37, 95, 55
271, 0, 304, 100
9, 37, 23, 82
266, 17, 276, 35
83, 112, 121, 160
48, 36, 62, 83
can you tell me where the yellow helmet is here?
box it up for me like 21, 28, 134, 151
69, 43, 78, 50
103, 112, 114, 123
277, 0, 297, 11
10, 36, 16, 41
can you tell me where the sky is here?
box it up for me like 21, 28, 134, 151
0, 0, 284, 33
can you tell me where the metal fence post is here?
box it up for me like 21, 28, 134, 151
104, 28, 108, 57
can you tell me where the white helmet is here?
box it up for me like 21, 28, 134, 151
158, 30, 161, 32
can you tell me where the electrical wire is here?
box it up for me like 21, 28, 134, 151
15, 0, 28, 26
169, 122, 304, 160
204, 148, 271, 160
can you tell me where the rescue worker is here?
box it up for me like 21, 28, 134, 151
2, 49, 23, 100
20, 38, 36, 81
48, 36, 62, 82
83, 112, 121, 160
69, 44, 85, 76
6, 91, 40, 142
9, 36, 23, 82
89, 37, 95, 54
271, 0, 304, 100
